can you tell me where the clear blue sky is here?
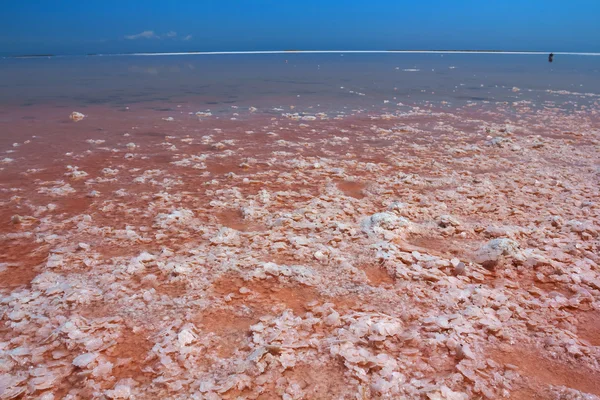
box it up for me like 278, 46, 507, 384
1, 0, 599, 55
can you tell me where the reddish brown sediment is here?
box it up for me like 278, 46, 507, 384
336, 180, 366, 199
0, 99, 599, 399
575, 310, 600, 347
491, 345, 600, 398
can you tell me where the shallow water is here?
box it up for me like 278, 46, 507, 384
1, 53, 599, 111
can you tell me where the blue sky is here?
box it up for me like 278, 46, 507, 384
1, 0, 599, 55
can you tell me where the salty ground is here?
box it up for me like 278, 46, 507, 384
1, 90, 600, 399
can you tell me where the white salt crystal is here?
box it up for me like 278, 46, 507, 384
72, 352, 98, 368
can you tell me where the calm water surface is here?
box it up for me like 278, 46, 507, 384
0, 54, 598, 112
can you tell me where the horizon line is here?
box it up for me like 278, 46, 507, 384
4, 49, 600, 58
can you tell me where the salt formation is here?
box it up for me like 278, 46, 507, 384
69, 111, 85, 121
1, 94, 600, 399
473, 238, 521, 268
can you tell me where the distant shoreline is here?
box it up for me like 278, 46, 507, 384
4, 49, 600, 58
